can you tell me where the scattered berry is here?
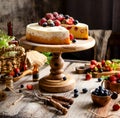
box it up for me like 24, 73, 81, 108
19, 89, 22, 93
74, 89, 78, 93
20, 84, 24, 88
85, 73, 92, 80
26, 84, 33, 90
111, 92, 118, 99
63, 76, 67, 81
112, 104, 120, 111
98, 78, 102, 82
74, 93, 79, 98
82, 88, 88, 93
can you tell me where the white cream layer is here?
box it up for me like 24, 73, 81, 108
26, 23, 69, 40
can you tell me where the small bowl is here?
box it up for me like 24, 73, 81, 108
91, 93, 111, 107
75, 66, 86, 74
104, 80, 120, 93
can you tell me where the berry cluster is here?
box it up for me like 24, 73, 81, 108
86, 59, 117, 74
106, 73, 120, 84
38, 12, 79, 27
92, 86, 111, 96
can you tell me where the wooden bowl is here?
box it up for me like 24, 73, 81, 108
104, 80, 120, 93
91, 93, 111, 107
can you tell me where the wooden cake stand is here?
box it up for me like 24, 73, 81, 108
20, 36, 95, 93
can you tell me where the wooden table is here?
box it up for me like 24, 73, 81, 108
0, 60, 120, 118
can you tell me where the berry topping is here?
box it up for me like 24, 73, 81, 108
69, 33, 74, 40
54, 20, 61, 26
73, 20, 79, 25
45, 13, 54, 20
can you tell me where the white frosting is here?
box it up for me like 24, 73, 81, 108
26, 23, 69, 40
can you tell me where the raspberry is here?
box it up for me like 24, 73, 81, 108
112, 104, 120, 111
69, 33, 74, 40
54, 20, 61, 26
26, 84, 33, 90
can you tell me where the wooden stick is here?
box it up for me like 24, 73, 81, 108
13, 69, 33, 82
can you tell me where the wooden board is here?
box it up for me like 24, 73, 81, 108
93, 70, 120, 78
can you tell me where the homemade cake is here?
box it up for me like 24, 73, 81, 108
61, 23, 88, 39
26, 12, 89, 45
26, 23, 71, 45
38, 12, 88, 39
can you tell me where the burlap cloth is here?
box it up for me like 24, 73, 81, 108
89, 30, 112, 61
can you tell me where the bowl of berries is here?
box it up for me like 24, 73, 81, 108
104, 73, 120, 93
91, 86, 118, 107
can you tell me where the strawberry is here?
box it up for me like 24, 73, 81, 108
112, 104, 120, 111
101, 59, 105, 66
90, 60, 97, 65
116, 73, 120, 79
53, 12, 59, 17
45, 13, 54, 20
85, 73, 92, 80
38, 17, 47, 25
66, 18, 73, 25
9, 70, 15, 77
14, 68, 20, 74
109, 75, 117, 82
26, 84, 33, 90
54, 20, 61, 26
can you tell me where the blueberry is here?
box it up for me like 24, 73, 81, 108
98, 78, 102, 82
74, 93, 79, 98
111, 92, 118, 99
20, 84, 24, 88
64, 15, 70, 19
117, 79, 120, 83
42, 22, 48, 27
82, 88, 88, 93
98, 68, 103, 73
72, 39, 76, 43
63, 76, 67, 81
19, 89, 22, 93
74, 89, 78, 93
73, 20, 79, 25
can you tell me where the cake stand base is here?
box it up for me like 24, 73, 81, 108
39, 52, 75, 93
39, 74, 75, 93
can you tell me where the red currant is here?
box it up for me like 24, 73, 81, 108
112, 104, 120, 111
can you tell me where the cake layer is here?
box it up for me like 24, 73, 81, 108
26, 23, 70, 45
61, 23, 88, 39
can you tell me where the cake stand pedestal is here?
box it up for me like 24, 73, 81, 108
20, 36, 95, 93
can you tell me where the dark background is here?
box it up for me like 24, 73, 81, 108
0, 0, 120, 60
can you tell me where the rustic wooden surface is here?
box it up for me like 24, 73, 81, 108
0, 60, 120, 118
